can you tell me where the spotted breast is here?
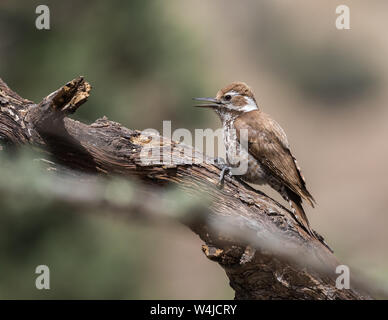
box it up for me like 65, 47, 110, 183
222, 116, 267, 185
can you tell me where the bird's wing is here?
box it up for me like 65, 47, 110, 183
234, 110, 315, 206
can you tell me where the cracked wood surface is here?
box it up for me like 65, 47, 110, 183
0, 76, 370, 299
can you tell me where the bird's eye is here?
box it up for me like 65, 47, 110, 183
224, 95, 232, 101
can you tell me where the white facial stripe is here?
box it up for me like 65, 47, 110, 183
223, 91, 258, 112
225, 90, 239, 96
240, 96, 258, 112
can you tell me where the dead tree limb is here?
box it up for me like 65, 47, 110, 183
0, 76, 371, 299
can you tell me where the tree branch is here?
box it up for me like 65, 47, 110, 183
0, 76, 371, 299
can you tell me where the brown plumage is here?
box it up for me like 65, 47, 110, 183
234, 110, 316, 234
194, 82, 319, 239
216, 82, 257, 103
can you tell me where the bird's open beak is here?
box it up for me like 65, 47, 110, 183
192, 97, 222, 108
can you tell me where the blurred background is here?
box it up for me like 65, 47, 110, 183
0, 0, 387, 298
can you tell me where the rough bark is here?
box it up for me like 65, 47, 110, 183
0, 76, 371, 300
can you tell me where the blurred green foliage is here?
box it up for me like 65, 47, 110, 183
0, 0, 208, 131
0, 0, 213, 299
0, 150, 151, 299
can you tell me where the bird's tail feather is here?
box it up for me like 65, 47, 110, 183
283, 187, 312, 234
289, 199, 314, 237
286, 188, 333, 252
288, 196, 314, 237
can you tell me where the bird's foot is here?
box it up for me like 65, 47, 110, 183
218, 166, 232, 187
214, 157, 233, 189
213, 157, 226, 168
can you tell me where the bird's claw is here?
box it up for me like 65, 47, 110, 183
214, 157, 233, 189
213, 157, 226, 169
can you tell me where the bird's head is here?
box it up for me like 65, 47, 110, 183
193, 82, 259, 117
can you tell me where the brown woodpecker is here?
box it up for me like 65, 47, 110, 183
193, 82, 317, 238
